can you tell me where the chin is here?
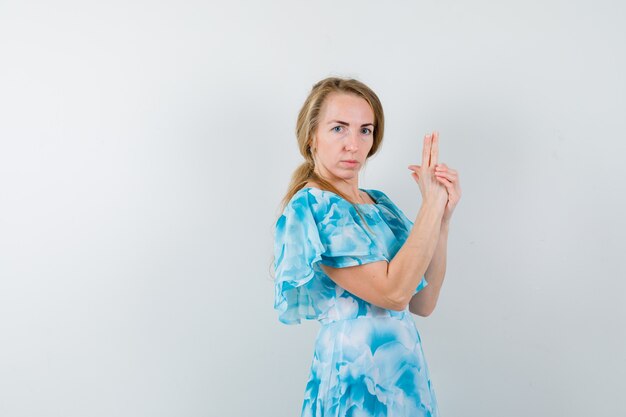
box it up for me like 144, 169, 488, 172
337, 172, 359, 179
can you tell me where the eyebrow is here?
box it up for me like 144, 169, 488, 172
328, 120, 375, 127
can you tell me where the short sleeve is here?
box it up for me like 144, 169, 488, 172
317, 203, 389, 268
273, 190, 389, 325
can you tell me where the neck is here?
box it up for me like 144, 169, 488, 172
334, 182, 362, 202
313, 168, 363, 203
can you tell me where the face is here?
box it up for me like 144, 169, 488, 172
312, 92, 375, 183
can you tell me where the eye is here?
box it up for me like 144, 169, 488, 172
331, 126, 343, 133
361, 127, 372, 135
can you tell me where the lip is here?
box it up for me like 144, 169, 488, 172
341, 160, 359, 166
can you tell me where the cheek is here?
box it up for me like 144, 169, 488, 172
316, 141, 344, 160
329, 141, 346, 153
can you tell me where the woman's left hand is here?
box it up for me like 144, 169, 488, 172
434, 163, 461, 224
410, 162, 461, 224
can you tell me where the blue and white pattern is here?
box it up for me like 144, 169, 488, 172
274, 187, 439, 416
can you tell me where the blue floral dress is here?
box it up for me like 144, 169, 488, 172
273, 186, 439, 417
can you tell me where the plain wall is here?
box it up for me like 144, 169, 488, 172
1, 1, 624, 416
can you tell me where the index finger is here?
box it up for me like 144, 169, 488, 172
421, 133, 432, 168
430, 131, 439, 167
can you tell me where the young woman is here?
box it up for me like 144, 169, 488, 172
273, 77, 461, 416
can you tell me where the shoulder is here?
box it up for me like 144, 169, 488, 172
279, 186, 366, 237
289, 186, 348, 216
278, 187, 334, 229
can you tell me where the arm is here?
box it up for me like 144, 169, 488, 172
409, 159, 461, 316
320, 201, 446, 311
319, 131, 451, 311
409, 220, 449, 317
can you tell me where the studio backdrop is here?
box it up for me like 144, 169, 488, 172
0, 1, 624, 416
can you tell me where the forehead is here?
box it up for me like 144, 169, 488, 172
319, 92, 374, 122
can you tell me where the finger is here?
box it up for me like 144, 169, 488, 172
430, 131, 439, 168
437, 177, 459, 201
436, 176, 454, 192
436, 164, 458, 176
421, 133, 432, 168
435, 171, 457, 181
408, 166, 420, 180
436, 175, 452, 185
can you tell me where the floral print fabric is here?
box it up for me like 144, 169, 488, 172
274, 187, 439, 416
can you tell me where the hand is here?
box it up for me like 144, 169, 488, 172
407, 131, 448, 210
411, 161, 462, 224
434, 163, 461, 223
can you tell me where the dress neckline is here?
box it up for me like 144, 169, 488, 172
301, 187, 381, 206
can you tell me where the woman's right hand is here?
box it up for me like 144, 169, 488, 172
407, 131, 449, 209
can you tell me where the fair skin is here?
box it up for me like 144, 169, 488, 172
306, 92, 462, 317
407, 144, 462, 315
309, 92, 376, 203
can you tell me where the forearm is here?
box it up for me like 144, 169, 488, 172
386, 202, 445, 306
410, 221, 449, 315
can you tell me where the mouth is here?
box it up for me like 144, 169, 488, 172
341, 160, 359, 166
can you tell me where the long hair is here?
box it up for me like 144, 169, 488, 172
279, 76, 385, 211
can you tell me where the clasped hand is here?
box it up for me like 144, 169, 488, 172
407, 131, 462, 224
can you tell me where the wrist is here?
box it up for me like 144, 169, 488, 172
422, 198, 447, 215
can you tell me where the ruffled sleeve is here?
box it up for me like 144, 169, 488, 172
273, 189, 389, 324
316, 203, 389, 268
273, 192, 325, 325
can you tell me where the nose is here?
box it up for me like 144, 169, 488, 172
345, 131, 359, 151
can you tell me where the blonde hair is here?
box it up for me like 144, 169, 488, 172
279, 76, 385, 211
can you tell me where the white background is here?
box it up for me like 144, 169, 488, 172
1, 1, 625, 416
